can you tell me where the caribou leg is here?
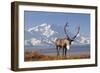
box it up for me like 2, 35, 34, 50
65, 48, 67, 58
56, 46, 59, 57
62, 48, 65, 56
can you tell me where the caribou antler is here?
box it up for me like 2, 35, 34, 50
64, 22, 70, 39
72, 26, 80, 40
64, 22, 80, 40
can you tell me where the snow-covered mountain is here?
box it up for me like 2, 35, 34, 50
24, 23, 90, 47
27, 23, 58, 38
73, 35, 90, 45
24, 23, 58, 46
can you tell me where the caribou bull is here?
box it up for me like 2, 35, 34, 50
55, 23, 80, 57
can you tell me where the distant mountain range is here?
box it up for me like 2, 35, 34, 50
24, 23, 90, 47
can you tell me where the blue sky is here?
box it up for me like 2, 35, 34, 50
24, 11, 90, 37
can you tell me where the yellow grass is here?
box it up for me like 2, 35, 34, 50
24, 51, 90, 61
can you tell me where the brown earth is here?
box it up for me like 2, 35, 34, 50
24, 51, 90, 61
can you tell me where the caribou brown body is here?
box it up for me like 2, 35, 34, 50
55, 23, 80, 57
55, 38, 71, 56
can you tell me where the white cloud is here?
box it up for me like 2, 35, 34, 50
24, 40, 30, 46
77, 36, 90, 44
30, 38, 41, 46
27, 26, 38, 32
80, 36, 86, 43
72, 34, 90, 45
51, 37, 57, 43
39, 23, 47, 27
42, 39, 52, 44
